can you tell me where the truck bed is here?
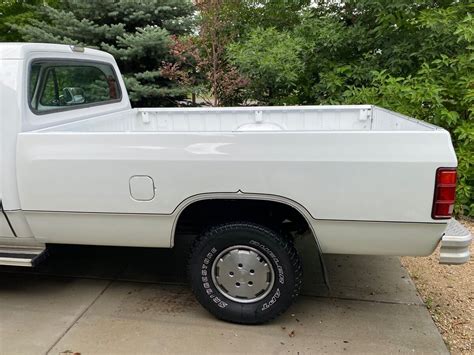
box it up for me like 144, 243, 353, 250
39, 105, 440, 133
17, 104, 455, 254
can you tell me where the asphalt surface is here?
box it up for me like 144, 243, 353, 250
0, 236, 448, 354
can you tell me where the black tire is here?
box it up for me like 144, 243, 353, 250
188, 222, 302, 324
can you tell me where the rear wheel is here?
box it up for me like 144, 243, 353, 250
188, 222, 302, 324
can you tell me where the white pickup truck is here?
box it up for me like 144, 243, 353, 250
0, 43, 471, 324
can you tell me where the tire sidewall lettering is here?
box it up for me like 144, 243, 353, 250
201, 247, 228, 308
262, 288, 281, 311
249, 239, 285, 285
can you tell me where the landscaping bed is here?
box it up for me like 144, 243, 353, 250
401, 219, 473, 354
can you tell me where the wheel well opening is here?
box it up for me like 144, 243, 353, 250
174, 199, 310, 239
174, 198, 329, 292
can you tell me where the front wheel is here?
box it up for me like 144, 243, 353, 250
188, 222, 302, 324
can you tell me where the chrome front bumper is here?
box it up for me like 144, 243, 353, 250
439, 219, 472, 264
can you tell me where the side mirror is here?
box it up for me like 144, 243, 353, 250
62, 87, 85, 105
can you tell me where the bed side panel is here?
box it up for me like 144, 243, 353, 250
17, 130, 456, 223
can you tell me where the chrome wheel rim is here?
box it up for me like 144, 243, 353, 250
211, 245, 275, 303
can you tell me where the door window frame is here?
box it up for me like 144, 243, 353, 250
28, 58, 123, 115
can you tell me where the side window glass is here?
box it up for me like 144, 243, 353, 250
29, 60, 121, 113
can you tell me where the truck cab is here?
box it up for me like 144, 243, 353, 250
0, 45, 128, 219
0, 43, 131, 264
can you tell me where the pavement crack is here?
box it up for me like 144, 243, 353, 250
303, 294, 425, 306
44, 279, 114, 355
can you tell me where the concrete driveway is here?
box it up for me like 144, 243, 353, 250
0, 240, 448, 354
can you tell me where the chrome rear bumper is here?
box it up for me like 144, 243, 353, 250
439, 219, 472, 264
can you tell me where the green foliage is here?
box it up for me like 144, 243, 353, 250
0, 0, 58, 42
228, 27, 304, 105
222, 0, 311, 34
10, 0, 194, 106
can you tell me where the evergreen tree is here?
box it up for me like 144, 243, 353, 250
13, 0, 195, 106
0, 0, 59, 42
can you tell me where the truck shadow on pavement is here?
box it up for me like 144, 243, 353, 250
0, 234, 422, 304
0, 236, 449, 355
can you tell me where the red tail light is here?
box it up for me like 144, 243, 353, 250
432, 168, 457, 219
